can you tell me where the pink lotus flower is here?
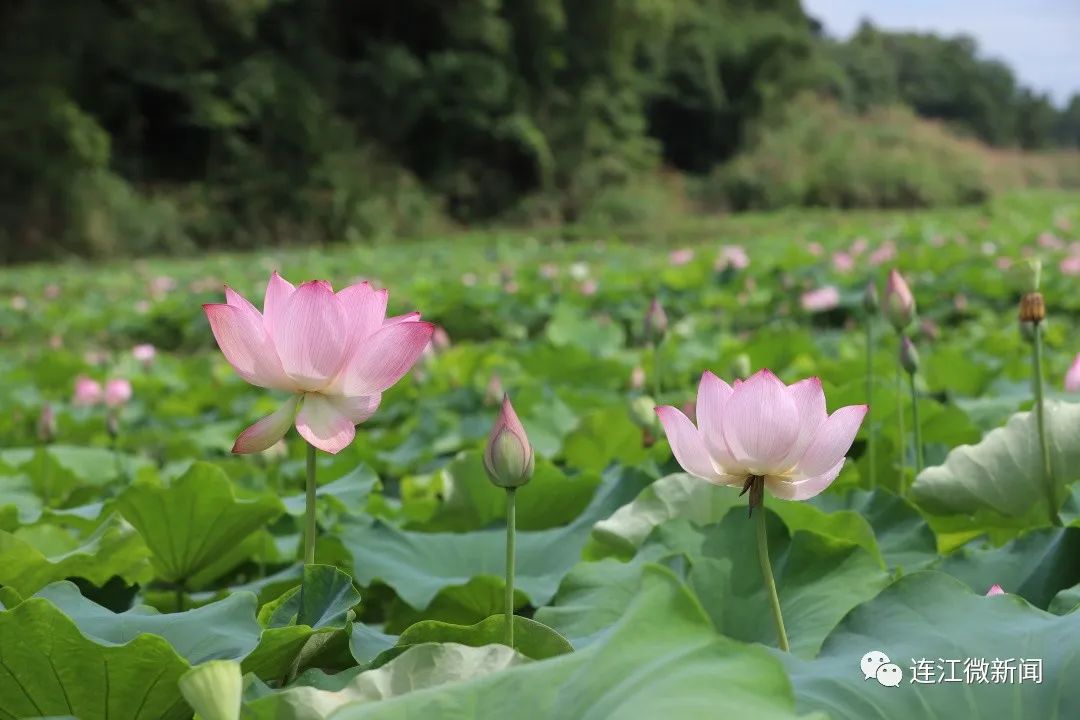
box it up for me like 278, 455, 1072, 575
630, 366, 646, 390
132, 344, 156, 364
73, 376, 103, 406
806, 242, 823, 257
1038, 232, 1064, 250
656, 370, 867, 500
1060, 256, 1080, 276
996, 256, 1014, 271
850, 237, 869, 256
986, 584, 1004, 596
203, 272, 433, 454
669, 248, 695, 266
579, 279, 598, 296
868, 242, 896, 267
1066, 354, 1080, 392
801, 286, 841, 313
105, 378, 133, 407
884, 269, 915, 330
832, 252, 855, 273
715, 245, 750, 270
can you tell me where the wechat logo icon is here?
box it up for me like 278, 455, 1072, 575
862, 650, 903, 687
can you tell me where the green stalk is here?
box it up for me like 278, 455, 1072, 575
304, 441, 318, 565
651, 340, 662, 401
895, 345, 906, 492
865, 319, 876, 489
504, 487, 517, 647
175, 583, 185, 612
908, 371, 924, 473
755, 500, 789, 652
1032, 323, 1061, 526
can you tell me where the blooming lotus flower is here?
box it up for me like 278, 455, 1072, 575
868, 242, 896, 267
656, 369, 867, 501
801, 286, 840, 313
986, 584, 1005, 596
715, 245, 750, 270
832, 252, 855, 272
1060, 256, 1080, 276
133, 343, 156, 364
105, 378, 133, 407
73, 376, 103, 406
203, 272, 433, 454
669, 248, 695, 266
1066, 354, 1080, 392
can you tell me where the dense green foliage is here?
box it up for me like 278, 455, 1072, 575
2, 0, 1079, 261
1, 193, 1080, 715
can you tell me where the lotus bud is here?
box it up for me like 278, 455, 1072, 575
179, 660, 242, 720
630, 395, 659, 429
862, 280, 879, 313
106, 412, 120, 439
644, 297, 668, 341
884, 269, 915, 331
484, 374, 504, 406
105, 378, 133, 408
37, 404, 56, 443
629, 366, 646, 390
986, 584, 1004, 597
483, 395, 534, 489
730, 353, 751, 380
899, 336, 920, 374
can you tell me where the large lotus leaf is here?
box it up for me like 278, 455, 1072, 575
1049, 583, 1080, 614
382, 575, 528, 634
912, 401, 1080, 521
0, 598, 190, 719
585, 473, 740, 560
33, 581, 261, 664
561, 406, 648, 474
811, 488, 939, 572
0, 445, 154, 486
685, 508, 891, 657
940, 527, 1080, 608
0, 514, 150, 596
325, 566, 808, 720
341, 466, 652, 609
243, 644, 527, 720
115, 461, 284, 584
784, 572, 1080, 718
381, 614, 572, 664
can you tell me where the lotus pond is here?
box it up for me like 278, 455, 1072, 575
1, 191, 1079, 719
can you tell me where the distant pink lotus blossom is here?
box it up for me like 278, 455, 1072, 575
44, 284, 60, 300
850, 237, 869, 256
539, 263, 559, 279
1060, 256, 1080, 276
460, 273, 478, 287
996, 257, 1014, 271
579, 279, 598, 296
981, 241, 997, 256
105, 378, 133, 407
203, 272, 433, 454
503, 281, 519, 294
715, 245, 750, 270
868, 242, 896, 267
10, 295, 27, 311
150, 276, 177, 298
806, 242, 824, 257
1038, 232, 1064, 250
1066, 354, 1080, 392
832, 252, 855, 272
133, 344, 156, 364
953, 294, 968, 312
73, 376, 103, 406
669, 248, 695, 266
801, 286, 841, 313
928, 235, 946, 248
656, 370, 867, 500
986, 584, 1005, 596
630, 366, 646, 390
49, 334, 64, 350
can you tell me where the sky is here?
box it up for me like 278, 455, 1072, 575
802, 0, 1080, 106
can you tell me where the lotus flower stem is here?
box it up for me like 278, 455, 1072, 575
895, 354, 906, 491
865, 318, 876, 489
907, 371, 924, 473
1031, 324, 1061, 526
175, 583, 185, 612
504, 487, 517, 647
755, 499, 788, 652
304, 441, 318, 565
651, 341, 663, 401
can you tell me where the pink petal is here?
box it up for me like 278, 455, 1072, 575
232, 395, 300, 454
1066, 353, 1080, 392
765, 459, 844, 500
334, 321, 435, 396
263, 271, 296, 336
296, 393, 355, 454
656, 406, 741, 485
203, 303, 293, 390
272, 281, 349, 391
777, 377, 827, 469
328, 393, 382, 424
336, 282, 388, 342
986, 584, 1005, 596
226, 286, 260, 315
795, 405, 868, 476
384, 311, 421, 326
720, 369, 800, 473
695, 371, 738, 469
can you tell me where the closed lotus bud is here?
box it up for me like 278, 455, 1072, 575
899, 336, 920, 374
483, 395, 534, 489
986, 584, 1004, 597
730, 353, 751, 380
884, 269, 916, 331
484, 374, 504, 406
37, 404, 56, 443
630, 395, 659, 429
644, 298, 668, 341
863, 280, 879, 313
629, 365, 646, 390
